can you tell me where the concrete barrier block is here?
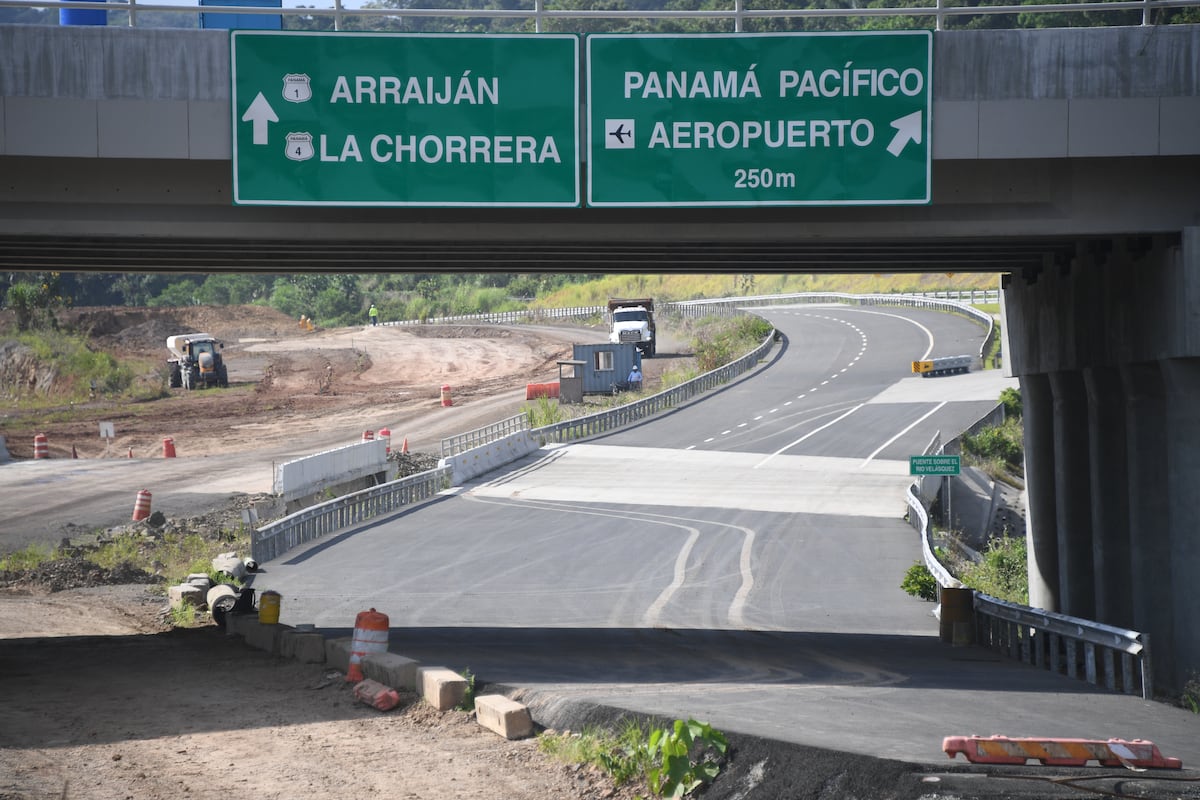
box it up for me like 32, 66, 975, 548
168, 583, 204, 609
475, 694, 534, 740
326, 637, 353, 672
418, 666, 467, 711
363, 652, 419, 690
279, 629, 327, 664
242, 619, 290, 654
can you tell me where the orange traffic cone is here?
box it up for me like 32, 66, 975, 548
401, 436, 409, 454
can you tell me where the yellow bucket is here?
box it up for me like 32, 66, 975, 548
259, 590, 281, 625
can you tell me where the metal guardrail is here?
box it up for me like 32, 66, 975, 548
907, 404, 1152, 698
4, 0, 1196, 31
250, 465, 451, 563
534, 327, 776, 444
975, 594, 1152, 698
441, 413, 529, 458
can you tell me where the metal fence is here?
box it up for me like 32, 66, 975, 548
251, 465, 452, 563
6, 0, 1197, 32
441, 413, 529, 458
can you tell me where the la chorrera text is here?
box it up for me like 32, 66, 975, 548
318, 133, 562, 163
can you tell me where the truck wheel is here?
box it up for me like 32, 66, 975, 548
647, 341, 656, 358
217, 364, 229, 388
187, 366, 200, 390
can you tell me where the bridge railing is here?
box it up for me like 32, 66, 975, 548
907, 408, 1154, 699
6, 0, 1197, 31
250, 465, 452, 563
441, 413, 529, 458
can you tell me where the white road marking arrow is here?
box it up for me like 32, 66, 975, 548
887, 110, 923, 157
241, 92, 279, 146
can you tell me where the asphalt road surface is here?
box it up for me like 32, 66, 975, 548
259, 304, 1200, 772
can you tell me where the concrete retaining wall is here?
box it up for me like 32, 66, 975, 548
273, 439, 388, 501
440, 431, 540, 485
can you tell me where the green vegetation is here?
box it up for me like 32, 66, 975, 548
0, 329, 164, 408
999, 387, 1022, 419
686, 315, 774, 372
901, 562, 938, 601
522, 395, 567, 428
961, 417, 1024, 483
538, 718, 727, 799
0, 526, 251, 595
959, 535, 1029, 605
457, 668, 477, 711
1182, 673, 1200, 714
2, 271, 1001, 332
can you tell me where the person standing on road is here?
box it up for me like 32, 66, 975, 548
368, 303, 379, 326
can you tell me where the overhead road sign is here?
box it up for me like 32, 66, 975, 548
910, 455, 961, 476
231, 32, 580, 207
586, 32, 932, 207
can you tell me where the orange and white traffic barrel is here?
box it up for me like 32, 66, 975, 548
33, 433, 48, 459
162, 437, 176, 458
361, 430, 374, 442
346, 607, 389, 682
441, 384, 453, 407
132, 489, 152, 521
378, 427, 391, 454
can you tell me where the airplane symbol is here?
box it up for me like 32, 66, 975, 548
604, 119, 635, 149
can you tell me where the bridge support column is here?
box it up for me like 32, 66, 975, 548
1083, 368, 1132, 629
1163, 357, 1200, 689
1021, 373, 1058, 612
1121, 361, 1174, 692
1049, 370, 1094, 620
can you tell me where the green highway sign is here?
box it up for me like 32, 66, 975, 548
231, 32, 580, 206
586, 32, 932, 207
910, 455, 961, 476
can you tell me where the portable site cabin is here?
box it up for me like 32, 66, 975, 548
572, 342, 641, 394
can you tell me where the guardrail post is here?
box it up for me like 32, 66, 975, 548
1065, 639, 1079, 679
1085, 643, 1098, 686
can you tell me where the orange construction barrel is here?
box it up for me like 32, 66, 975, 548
347, 607, 389, 682
33, 433, 49, 459
163, 437, 176, 458
361, 430, 374, 442
378, 427, 391, 454
440, 384, 453, 407
132, 489, 152, 521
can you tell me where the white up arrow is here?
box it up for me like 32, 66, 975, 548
886, 110, 923, 157
241, 92, 279, 146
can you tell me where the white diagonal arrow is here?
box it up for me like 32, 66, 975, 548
241, 92, 279, 146
887, 110, 923, 157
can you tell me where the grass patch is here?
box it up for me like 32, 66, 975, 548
0, 542, 55, 572
959, 534, 1029, 605
0, 329, 165, 407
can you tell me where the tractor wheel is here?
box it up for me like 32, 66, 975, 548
186, 366, 200, 390
168, 365, 182, 388
217, 364, 229, 388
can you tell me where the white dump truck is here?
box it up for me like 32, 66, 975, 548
167, 333, 229, 389
607, 297, 656, 357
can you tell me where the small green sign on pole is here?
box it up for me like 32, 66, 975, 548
910, 455, 961, 476
231, 32, 580, 207
586, 31, 931, 207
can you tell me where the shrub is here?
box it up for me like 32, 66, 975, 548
901, 562, 938, 601
999, 387, 1022, 419
962, 417, 1024, 472
961, 535, 1028, 605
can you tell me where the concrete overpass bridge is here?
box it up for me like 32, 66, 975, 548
1, 19, 1198, 692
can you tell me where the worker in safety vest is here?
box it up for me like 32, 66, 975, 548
368, 304, 379, 326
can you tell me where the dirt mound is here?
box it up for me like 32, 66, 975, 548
62, 305, 300, 355
0, 557, 156, 592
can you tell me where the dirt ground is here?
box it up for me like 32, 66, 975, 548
1, 306, 683, 460
0, 306, 688, 800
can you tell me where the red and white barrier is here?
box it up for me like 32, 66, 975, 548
943, 735, 1182, 769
